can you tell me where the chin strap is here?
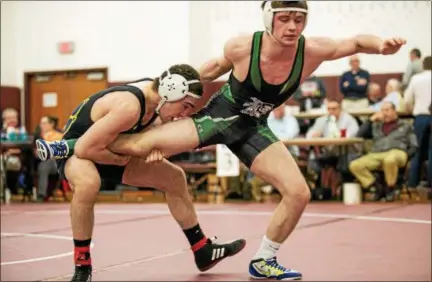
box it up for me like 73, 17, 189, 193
265, 29, 286, 46
155, 97, 167, 114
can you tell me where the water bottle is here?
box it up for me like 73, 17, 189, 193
328, 115, 340, 138
6, 127, 16, 141
305, 98, 312, 112
19, 126, 28, 141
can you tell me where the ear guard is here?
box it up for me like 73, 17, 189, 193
155, 69, 201, 114
262, 1, 308, 35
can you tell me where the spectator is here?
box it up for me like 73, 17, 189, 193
367, 82, 384, 109
340, 55, 370, 111
369, 79, 405, 112
267, 104, 300, 156
402, 48, 423, 91
293, 74, 327, 112
349, 102, 418, 201
403, 56, 432, 190
306, 99, 359, 139
1, 108, 23, 195
35, 116, 63, 201
306, 99, 359, 198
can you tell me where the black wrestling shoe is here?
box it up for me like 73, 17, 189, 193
194, 236, 246, 272
71, 266, 92, 282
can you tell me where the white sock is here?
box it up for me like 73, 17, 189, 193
253, 235, 281, 260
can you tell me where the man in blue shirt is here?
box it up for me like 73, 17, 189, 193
340, 55, 370, 111
267, 105, 300, 142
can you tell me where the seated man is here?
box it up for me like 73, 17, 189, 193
369, 78, 405, 112
367, 82, 384, 109
349, 101, 418, 201
267, 104, 301, 156
36, 64, 245, 281
306, 99, 359, 198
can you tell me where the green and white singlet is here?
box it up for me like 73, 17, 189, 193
192, 31, 305, 167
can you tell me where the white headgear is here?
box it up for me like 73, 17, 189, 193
155, 69, 201, 114
262, 1, 308, 35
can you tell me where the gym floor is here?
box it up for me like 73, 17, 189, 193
1, 202, 431, 281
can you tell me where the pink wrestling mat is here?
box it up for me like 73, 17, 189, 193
1, 202, 431, 281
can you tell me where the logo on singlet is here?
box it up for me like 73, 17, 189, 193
240, 97, 274, 118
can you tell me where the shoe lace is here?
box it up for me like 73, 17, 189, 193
51, 141, 68, 157
268, 257, 287, 272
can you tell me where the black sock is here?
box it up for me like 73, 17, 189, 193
74, 239, 92, 268
183, 224, 207, 251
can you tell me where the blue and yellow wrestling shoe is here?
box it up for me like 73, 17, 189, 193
36, 139, 69, 161
249, 257, 302, 280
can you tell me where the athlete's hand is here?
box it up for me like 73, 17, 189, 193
145, 149, 164, 163
379, 37, 406, 55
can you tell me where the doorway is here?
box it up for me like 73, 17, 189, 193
24, 68, 108, 132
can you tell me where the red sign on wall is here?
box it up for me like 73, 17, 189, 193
58, 41, 75, 54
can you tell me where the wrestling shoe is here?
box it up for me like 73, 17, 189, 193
71, 266, 92, 282
36, 139, 69, 161
249, 257, 302, 280
193, 236, 246, 272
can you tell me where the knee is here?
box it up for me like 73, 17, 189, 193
349, 160, 362, 173
382, 156, 397, 167
164, 165, 188, 195
71, 177, 101, 203
37, 162, 48, 174
279, 178, 311, 206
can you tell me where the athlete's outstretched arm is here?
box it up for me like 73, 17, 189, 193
310, 35, 406, 61
74, 96, 140, 166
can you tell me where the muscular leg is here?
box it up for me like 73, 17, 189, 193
122, 158, 246, 271
63, 156, 101, 279
250, 142, 310, 244
65, 157, 101, 241
122, 158, 198, 229
109, 118, 200, 158
242, 141, 309, 280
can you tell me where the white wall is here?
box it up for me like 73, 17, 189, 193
1, 1, 190, 87
191, 1, 431, 79
2, 1, 431, 86
1, 1, 18, 86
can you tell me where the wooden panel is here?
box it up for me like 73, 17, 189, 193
26, 68, 108, 131
29, 74, 69, 132
66, 71, 108, 114
0, 86, 21, 117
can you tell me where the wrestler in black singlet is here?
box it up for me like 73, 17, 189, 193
57, 79, 157, 183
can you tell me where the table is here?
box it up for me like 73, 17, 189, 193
283, 137, 365, 146
294, 110, 412, 119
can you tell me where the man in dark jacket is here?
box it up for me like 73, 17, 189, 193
340, 55, 370, 111
349, 101, 418, 200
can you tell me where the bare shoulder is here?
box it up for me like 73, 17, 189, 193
105, 91, 141, 119
224, 33, 253, 61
